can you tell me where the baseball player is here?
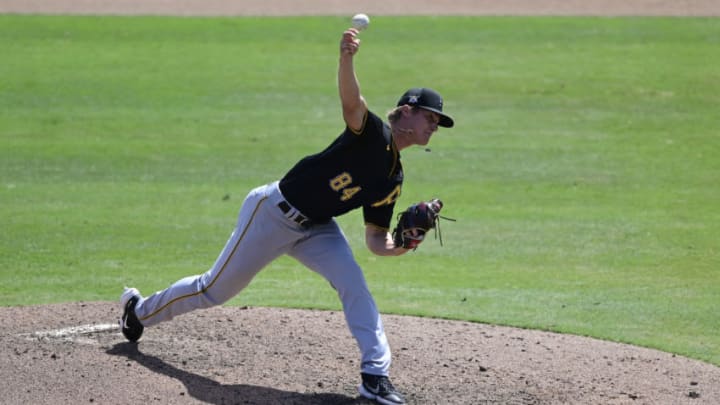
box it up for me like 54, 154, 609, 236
120, 26, 454, 405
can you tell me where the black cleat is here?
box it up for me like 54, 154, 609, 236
119, 287, 144, 342
358, 373, 406, 405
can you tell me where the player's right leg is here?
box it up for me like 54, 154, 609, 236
121, 182, 303, 333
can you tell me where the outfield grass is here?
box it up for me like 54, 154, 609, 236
1, 15, 718, 366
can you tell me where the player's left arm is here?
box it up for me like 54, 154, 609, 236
365, 224, 409, 256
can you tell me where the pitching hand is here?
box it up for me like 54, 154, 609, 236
340, 28, 360, 56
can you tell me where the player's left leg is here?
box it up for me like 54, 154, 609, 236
290, 224, 406, 403
289, 221, 391, 376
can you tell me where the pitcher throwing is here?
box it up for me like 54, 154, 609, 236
120, 26, 455, 405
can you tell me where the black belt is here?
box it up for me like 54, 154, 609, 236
278, 200, 312, 228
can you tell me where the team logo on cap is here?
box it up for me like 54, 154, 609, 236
408, 95, 419, 104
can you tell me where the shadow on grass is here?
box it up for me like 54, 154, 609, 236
107, 342, 368, 405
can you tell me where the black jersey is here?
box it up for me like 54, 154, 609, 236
279, 110, 403, 229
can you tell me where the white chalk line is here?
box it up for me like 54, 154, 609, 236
19, 323, 120, 345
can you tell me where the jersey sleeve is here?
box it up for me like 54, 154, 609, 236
348, 110, 370, 136
362, 203, 395, 231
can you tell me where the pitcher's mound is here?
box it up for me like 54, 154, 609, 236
1, 302, 718, 404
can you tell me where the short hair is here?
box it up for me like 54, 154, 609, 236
387, 105, 421, 124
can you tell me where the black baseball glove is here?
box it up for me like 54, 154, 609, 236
392, 198, 453, 250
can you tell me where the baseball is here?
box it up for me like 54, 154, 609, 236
351, 13, 370, 31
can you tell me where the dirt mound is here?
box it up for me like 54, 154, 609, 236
2, 302, 718, 404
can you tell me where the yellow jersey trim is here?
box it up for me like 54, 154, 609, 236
349, 110, 369, 135
140, 196, 268, 322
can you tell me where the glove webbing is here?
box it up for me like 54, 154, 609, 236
433, 214, 456, 246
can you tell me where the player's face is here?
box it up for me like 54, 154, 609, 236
409, 109, 440, 146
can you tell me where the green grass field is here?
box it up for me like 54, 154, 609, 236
1, 15, 718, 366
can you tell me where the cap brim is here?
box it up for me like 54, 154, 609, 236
419, 106, 454, 128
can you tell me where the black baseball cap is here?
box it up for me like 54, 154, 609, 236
396, 87, 454, 128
